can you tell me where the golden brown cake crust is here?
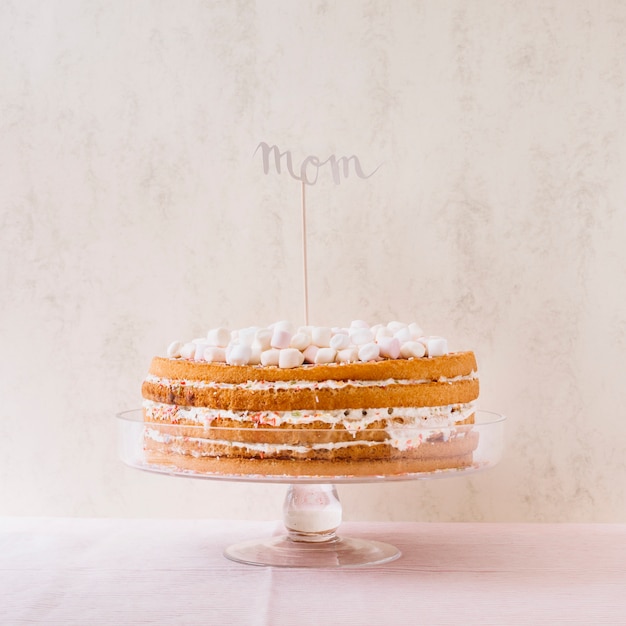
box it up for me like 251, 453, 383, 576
147, 351, 477, 383
142, 378, 479, 410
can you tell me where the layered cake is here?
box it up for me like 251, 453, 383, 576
141, 320, 480, 477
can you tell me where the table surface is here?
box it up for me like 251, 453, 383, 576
2, 517, 626, 625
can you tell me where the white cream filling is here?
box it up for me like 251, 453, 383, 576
142, 399, 475, 431
144, 427, 468, 455
144, 371, 477, 391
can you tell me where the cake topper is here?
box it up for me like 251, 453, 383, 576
255, 142, 381, 325
254, 141, 381, 186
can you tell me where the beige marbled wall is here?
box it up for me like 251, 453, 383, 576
1, 0, 625, 522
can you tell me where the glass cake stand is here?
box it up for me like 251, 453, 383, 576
117, 409, 505, 568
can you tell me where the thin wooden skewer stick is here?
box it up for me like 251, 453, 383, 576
301, 181, 309, 326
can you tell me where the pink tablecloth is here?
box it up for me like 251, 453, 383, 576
1, 518, 625, 625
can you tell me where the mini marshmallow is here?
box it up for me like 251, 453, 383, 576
227, 344, 252, 366
375, 326, 393, 341
311, 326, 332, 348
179, 342, 197, 359
194, 342, 209, 361
204, 347, 227, 363
314, 347, 337, 364
303, 345, 319, 364
422, 336, 448, 357
279, 348, 305, 369
290, 331, 311, 351
329, 333, 350, 350
399, 341, 426, 359
336, 347, 359, 363
271, 327, 292, 349
394, 327, 412, 343
255, 328, 273, 351
238, 326, 258, 346
408, 322, 423, 339
387, 321, 407, 333
350, 327, 374, 345
378, 336, 401, 359
260, 348, 280, 366
248, 345, 262, 365
350, 320, 370, 329
370, 323, 383, 336
274, 320, 295, 334
358, 342, 380, 362
206, 327, 230, 348
167, 340, 182, 358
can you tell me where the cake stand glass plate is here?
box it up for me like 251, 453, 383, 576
116, 409, 505, 568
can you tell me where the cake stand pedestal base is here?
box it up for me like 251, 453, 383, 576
223, 484, 401, 568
